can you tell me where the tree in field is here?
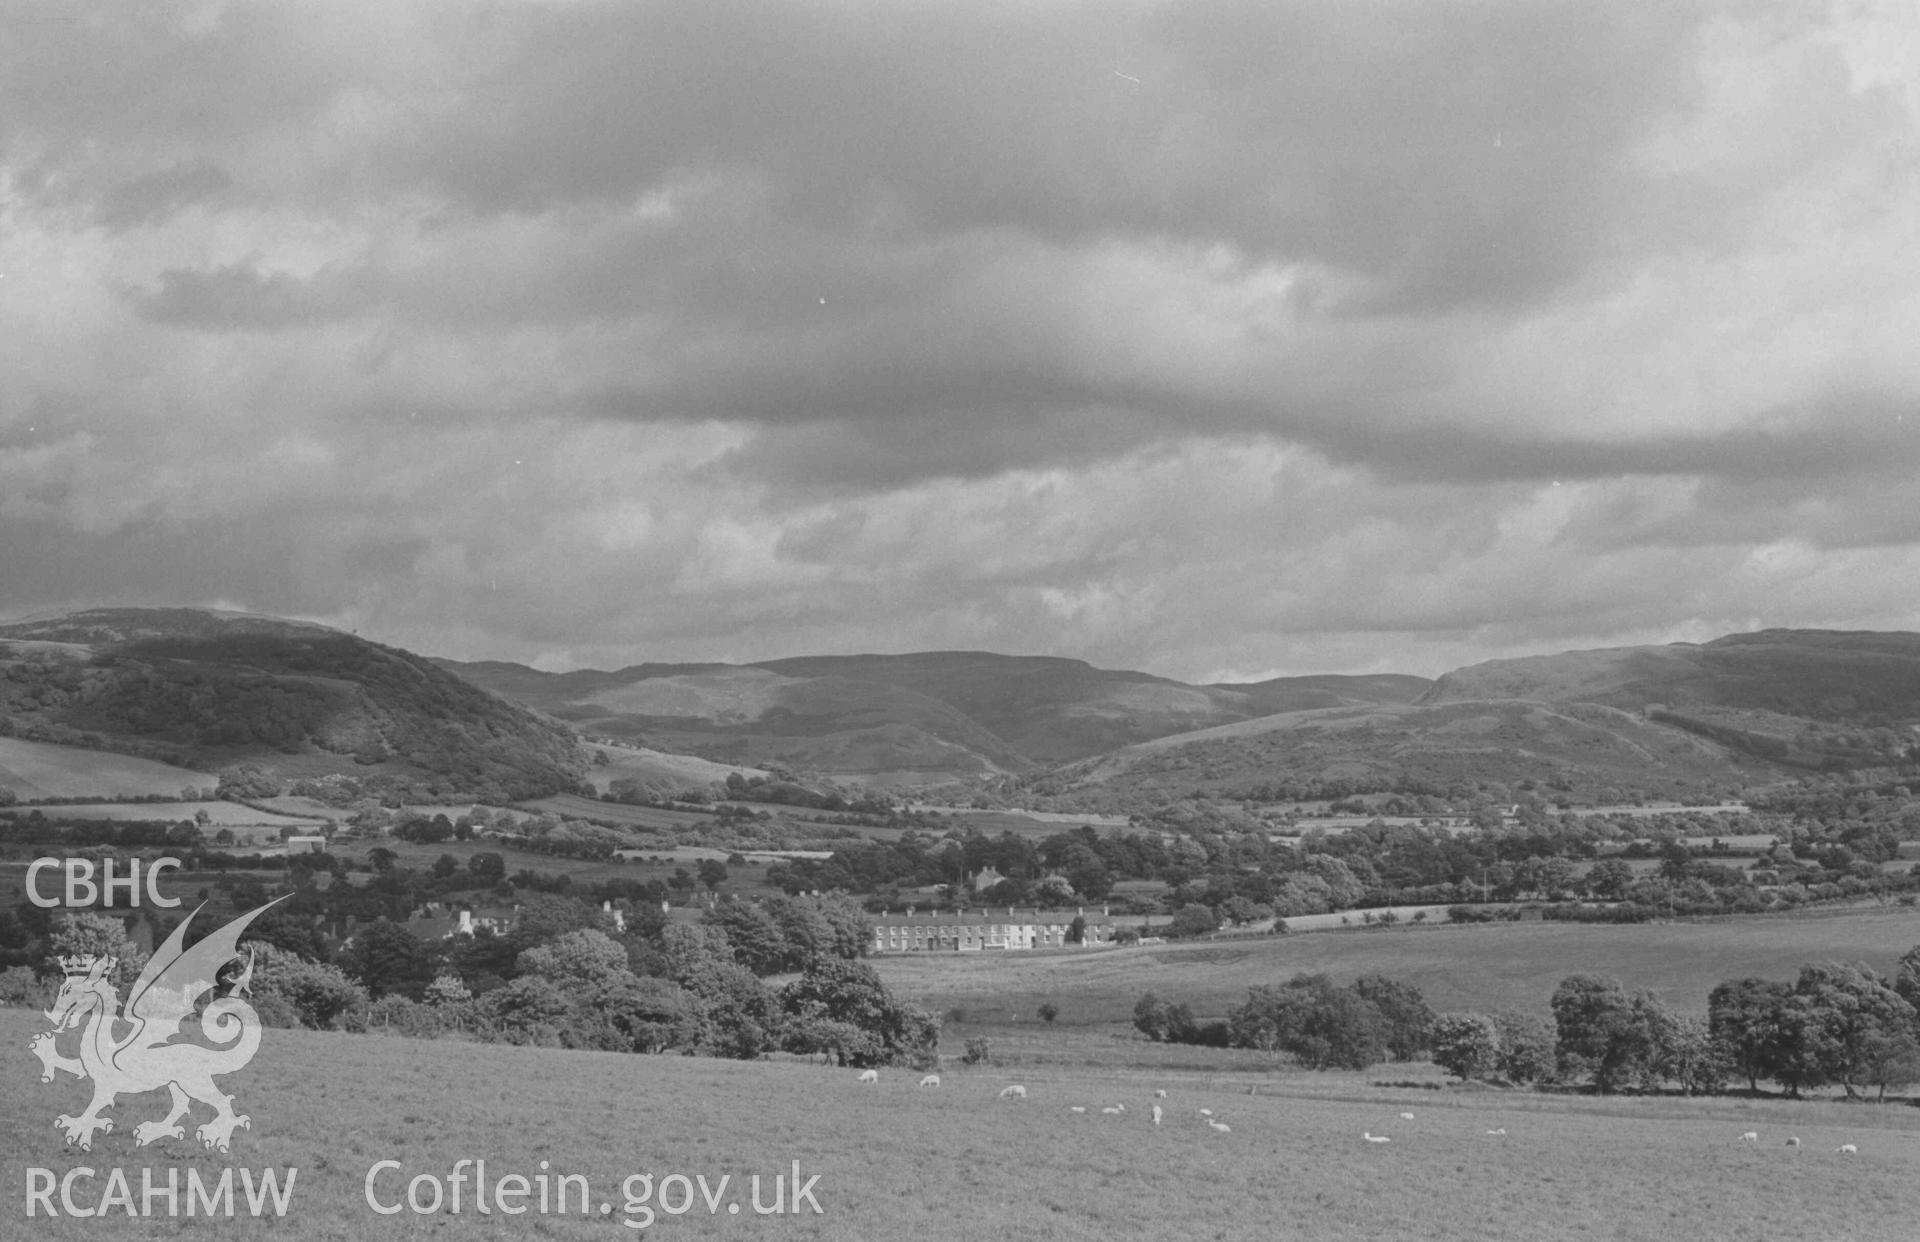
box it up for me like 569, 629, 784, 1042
696, 859, 729, 891
778, 959, 937, 1068
1584, 859, 1635, 901
1783, 962, 1916, 1100
467, 851, 506, 885
1226, 975, 1386, 1070
1038, 1002, 1059, 1025
1167, 904, 1219, 939
1894, 943, 1920, 1011
1708, 977, 1794, 1092
1650, 1013, 1730, 1095
1550, 974, 1665, 1094
1492, 1010, 1558, 1085
340, 918, 437, 1001
517, 929, 630, 988
1133, 992, 1171, 1042
505, 893, 607, 954
216, 763, 284, 800
1857, 1027, 1920, 1102
1430, 1013, 1501, 1082
246, 944, 368, 1029
704, 900, 790, 975
589, 975, 703, 1055
1352, 974, 1436, 1062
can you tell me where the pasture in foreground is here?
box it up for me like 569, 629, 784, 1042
873, 905, 1920, 1027
5, 1008, 1918, 1241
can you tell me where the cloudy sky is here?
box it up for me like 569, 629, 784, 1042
3, 1, 1918, 682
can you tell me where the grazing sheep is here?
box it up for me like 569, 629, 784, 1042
1198, 1109, 1213, 1117
1151, 1105, 1163, 1126
1153, 1089, 1167, 1098
998, 1084, 1028, 1099
1836, 1144, 1857, 1154
1207, 1120, 1231, 1133
1399, 1112, 1415, 1120
1363, 1133, 1390, 1144
857, 1069, 879, 1084
919, 1074, 941, 1088
1485, 1128, 1506, 1136
1740, 1131, 1759, 1143
1785, 1137, 1800, 1147
1101, 1106, 1123, 1116
1070, 1106, 1086, 1114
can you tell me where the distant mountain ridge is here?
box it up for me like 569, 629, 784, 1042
9, 607, 1918, 805
435, 651, 1433, 779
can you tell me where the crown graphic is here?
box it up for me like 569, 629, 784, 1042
59, 954, 102, 977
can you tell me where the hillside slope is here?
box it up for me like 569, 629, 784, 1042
441, 652, 1435, 782
0, 608, 586, 801
1051, 630, 1920, 805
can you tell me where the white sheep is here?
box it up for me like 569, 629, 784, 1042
1101, 1106, 1122, 1115
1398, 1112, 1415, 1120
1363, 1132, 1390, 1144
1151, 1105, 1163, 1126
1069, 1106, 1086, 1114
1207, 1120, 1231, 1133
1153, 1089, 1167, 1098
1485, 1128, 1506, 1136
1739, 1131, 1759, 1143
1836, 1144, 1857, 1154
998, 1084, 1027, 1099
857, 1069, 878, 1084
919, 1074, 941, 1088
1198, 1108, 1212, 1117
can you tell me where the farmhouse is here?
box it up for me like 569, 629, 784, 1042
868, 907, 1115, 953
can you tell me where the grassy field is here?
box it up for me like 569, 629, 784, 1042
517, 792, 720, 831
0, 738, 212, 800
584, 743, 770, 794
7, 800, 327, 828
5, 1007, 1918, 1240
873, 906, 1920, 1028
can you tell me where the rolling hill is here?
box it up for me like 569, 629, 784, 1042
0, 608, 587, 802
438, 652, 1434, 782
1050, 630, 1920, 806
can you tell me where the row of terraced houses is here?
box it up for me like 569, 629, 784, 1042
867, 907, 1117, 953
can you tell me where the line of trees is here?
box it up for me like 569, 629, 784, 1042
1431, 947, 1920, 1100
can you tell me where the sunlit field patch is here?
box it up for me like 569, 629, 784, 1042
5, 1007, 1917, 1240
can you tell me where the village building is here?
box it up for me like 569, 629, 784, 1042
868, 907, 1115, 953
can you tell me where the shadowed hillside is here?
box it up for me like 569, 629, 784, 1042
0, 608, 587, 801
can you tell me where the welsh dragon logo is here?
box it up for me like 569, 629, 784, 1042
30, 898, 283, 1153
